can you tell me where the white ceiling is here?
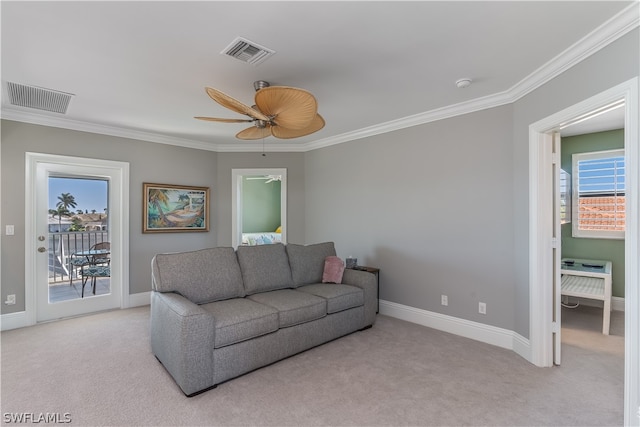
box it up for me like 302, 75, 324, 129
1, 1, 635, 151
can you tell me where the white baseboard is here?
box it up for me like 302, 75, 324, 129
0, 310, 29, 331
126, 291, 151, 308
1, 291, 151, 331
379, 300, 531, 361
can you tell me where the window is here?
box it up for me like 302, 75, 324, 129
572, 149, 625, 239
559, 169, 571, 224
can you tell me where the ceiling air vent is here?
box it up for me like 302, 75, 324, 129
6, 82, 74, 114
221, 37, 275, 66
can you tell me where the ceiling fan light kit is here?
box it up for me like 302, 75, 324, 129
196, 80, 324, 141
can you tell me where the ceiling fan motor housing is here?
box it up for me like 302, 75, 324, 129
254, 80, 270, 91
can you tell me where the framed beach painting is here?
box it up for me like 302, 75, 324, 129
143, 183, 209, 233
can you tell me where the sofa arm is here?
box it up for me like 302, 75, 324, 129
150, 291, 216, 396
341, 269, 377, 327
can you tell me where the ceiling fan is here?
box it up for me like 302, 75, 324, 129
246, 175, 282, 183
195, 80, 325, 140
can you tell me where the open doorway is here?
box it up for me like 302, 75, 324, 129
231, 168, 287, 248
556, 113, 626, 404
528, 78, 639, 425
559, 121, 625, 324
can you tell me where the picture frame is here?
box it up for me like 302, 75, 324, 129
143, 183, 209, 233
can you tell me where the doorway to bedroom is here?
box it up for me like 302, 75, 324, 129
231, 168, 287, 248
529, 78, 638, 424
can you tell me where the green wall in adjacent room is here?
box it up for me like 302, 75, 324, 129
561, 128, 625, 297
242, 177, 281, 233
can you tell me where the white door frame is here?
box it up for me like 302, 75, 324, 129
528, 78, 639, 425
25, 152, 130, 324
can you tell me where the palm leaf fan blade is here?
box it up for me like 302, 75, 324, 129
236, 125, 273, 140
271, 114, 325, 139
205, 87, 269, 121
254, 86, 317, 130
195, 117, 253, 123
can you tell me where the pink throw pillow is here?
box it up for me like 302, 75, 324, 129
322, 256, 345, 284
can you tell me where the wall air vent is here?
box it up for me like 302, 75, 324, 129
6, 82, 74, 114
221, 37, 275, 66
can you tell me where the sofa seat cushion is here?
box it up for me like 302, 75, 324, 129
201, 298, 279, 348
296, 284, 364, 314
286, 242, 337, 287
236, 243, 294, 294
248, 289, 327, 328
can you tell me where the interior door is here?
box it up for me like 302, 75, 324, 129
32, 157, 123, 322
553, 131, 562, 365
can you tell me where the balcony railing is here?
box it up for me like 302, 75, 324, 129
48, 231, 109, 283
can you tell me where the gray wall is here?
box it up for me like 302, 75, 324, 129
0, 124, 307, 315
2, 29, 637, 336
0, 121, 219, 313
304, 28, 639, 337
305, 105, 516, 329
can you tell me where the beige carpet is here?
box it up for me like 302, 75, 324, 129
0, 304, 624, 426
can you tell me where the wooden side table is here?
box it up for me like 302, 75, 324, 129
350, 266, 380, 313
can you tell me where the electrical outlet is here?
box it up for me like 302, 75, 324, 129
441, 295, 448, 306
479, 302, 486, 315
6, 225, 14, 236
5, 294, 16, 305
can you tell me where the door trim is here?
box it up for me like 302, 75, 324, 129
24, 152, 130, 325
528, 78, 639, 425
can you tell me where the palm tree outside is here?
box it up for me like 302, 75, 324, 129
49, 193, 77, 274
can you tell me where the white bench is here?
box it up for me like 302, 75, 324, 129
561, 258, 612, 335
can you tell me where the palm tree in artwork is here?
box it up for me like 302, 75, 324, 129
178, 193, 190, 209
148, 189, 173, 226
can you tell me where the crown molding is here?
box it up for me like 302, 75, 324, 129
0, 108, 220, 152
302, 90, 514, 151
2, 3, 638, 153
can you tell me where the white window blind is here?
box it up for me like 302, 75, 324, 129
572, 149, 625, 239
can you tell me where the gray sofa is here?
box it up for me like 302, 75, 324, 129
150, 242, 377, 396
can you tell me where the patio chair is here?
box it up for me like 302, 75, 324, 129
68, 242, 111, 287
81, 265, 110, 298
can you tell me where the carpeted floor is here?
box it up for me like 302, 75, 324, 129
0, 304, 624, 426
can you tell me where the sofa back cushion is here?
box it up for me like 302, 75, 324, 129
236, 243, 294, 294
286, 242, 337, 286
152, 247, 245, 304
